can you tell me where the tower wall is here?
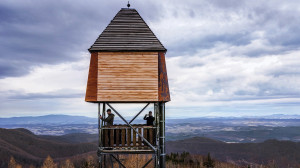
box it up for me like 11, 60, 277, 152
85, 52, 170, 102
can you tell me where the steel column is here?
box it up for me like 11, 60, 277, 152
159, 102, 165, 168
110, 155, 114, 168
154, 103, 160, 168
98, 103, 102, 168
100, 103, 106, 167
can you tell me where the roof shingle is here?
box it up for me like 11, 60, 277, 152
89, 8, 166, 52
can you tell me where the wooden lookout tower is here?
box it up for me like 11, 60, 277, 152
85, 6, 170, 168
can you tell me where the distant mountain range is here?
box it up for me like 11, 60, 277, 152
240, 114, 300, 119
1, 114, 300, 143
0, 115, 97, 125
1, 114, 300, 126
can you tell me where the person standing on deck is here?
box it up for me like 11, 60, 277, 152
100, 109, 115, 126
144, 111, 155, 126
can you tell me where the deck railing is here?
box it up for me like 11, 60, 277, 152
102, 124, 156, 148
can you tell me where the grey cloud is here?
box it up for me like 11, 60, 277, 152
209, 0, 245, 9
1, 0, 300, 78
0, 2, 96, 78
165, 1, 300, 57
0, 60, 28, 77
251, 6, 300, 48
168, 32, 252, 57
0, 1, 162, 78
265, 61, 300, 77
223, 74, 300, 101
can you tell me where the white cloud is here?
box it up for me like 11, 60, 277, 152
0, 53, 93, 117
167, 48, 300, 109
0, 53, 89, 94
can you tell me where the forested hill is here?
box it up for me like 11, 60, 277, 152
0, 128, 97, 168
1, 128, 300, 167
167, 137, 300, 167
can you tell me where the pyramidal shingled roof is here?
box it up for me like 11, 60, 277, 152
89, 8, 166, 52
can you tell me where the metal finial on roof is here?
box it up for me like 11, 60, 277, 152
127, 1, 130, 8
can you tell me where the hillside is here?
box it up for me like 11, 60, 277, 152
167, 137, 300, 167
0, 128, 97, 168
40, 133, 98, 143
1, 128, 300, 167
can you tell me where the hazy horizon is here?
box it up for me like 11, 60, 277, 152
1, 113, 300, 119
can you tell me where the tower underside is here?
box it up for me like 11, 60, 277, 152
97, 102, 166, 168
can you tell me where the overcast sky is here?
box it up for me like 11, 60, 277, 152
1, 0, 300, 118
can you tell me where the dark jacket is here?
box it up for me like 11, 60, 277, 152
102, 113, 115, 126
144, 115, 155, 126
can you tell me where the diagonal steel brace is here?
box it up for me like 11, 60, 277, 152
142, 156, 154, 168
107, 103, 156, 151
110, 154, 126, 168
129, 103, 150, 124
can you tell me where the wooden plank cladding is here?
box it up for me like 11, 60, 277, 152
85, 51, 170, 102
97, 52, 158, 102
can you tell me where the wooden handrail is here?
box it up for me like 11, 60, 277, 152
103, 124, 156, 128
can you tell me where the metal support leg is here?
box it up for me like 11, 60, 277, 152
98, 103, 102, 168
99, 103, 106, 168
110, 154, 114, 168
104, 154, 106, 168
154, 103, 160, 168
159, 102, 165, 168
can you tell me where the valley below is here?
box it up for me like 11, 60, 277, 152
1, 114, 300, 167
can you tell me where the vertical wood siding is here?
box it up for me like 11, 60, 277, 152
97, 52, 158, 102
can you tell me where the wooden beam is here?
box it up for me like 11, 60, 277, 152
85, 52, 98, 102
158, 52, 171, 102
